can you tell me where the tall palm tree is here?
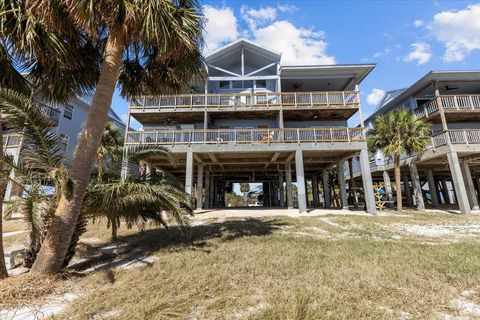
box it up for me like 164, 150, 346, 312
0, 118, 8, 279
368, 109, 431, 211
2, 0, 204, 274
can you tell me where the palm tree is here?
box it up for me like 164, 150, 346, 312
2, 0, 204, 274
368, 109, 431, 211
96, 122, 124, 181
0, 118, 8, 279
0, 89, 75, 268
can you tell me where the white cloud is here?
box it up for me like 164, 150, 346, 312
252, 21, 335, 65
413, 19, 424, 27
241, 6, 277, 30
203, 5, 239, 53
367, 89, 386, 106
373, 47, 391, 58
404, 42, 432, 65
277, 4, 299, 13
430, 4, 480, 62
202, 5, 335, 65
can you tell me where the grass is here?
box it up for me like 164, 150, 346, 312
3, 212, 480, 319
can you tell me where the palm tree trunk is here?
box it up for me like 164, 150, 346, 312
394, 155, 402, 212
0, 120, 9, 278
30, 32, 124, 274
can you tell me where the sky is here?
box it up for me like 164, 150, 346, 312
111, 0, 480, 128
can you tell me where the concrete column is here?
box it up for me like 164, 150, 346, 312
441, 179, 451, 205
185, 151, 194, 195
204, 169, 210, 209
337, 160, 348, 209
120, 154, 130, 181
278, 172, 285, 207
312, 175, 319, 207
409, 164, 425, 211
322, 170, 330, 208
196, 164, 204, 210
447, 152, 471, 214
382, 171, 393, 202
403, 175, 413, 206
286, 163, 294, 209
426, 170, 439, 207
295, 149, 307, 214
359, 149, 377, 214
460, 161, 479, 210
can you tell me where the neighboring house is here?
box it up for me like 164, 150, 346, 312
360, 71, 480, 214
3, 96, 126, 201
122, 39, 377, 214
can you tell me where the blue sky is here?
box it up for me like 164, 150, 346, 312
111, 1, 480, 128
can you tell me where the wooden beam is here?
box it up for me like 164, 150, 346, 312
286, 152, 295, 162
246, 62, 277, 77
208, 153, 224, 170
264, 152, 281, 169
207, 64, 241, 77
193, 154, 204, 165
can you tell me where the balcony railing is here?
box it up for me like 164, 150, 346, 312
37, 103, 61, 125
427, 129, 480, 149
2, 133, 22, 149
125, 128, 364, 146
130, 91, 359, 112
414, 95, 480, 118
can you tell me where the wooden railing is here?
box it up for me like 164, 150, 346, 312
2, 133, 22, 149
427, 129, 480, 149
129, 91, 360, 111
414, 95, 480, 118
125, 128, 364, 146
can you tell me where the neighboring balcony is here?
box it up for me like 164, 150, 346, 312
130, 91, 360, 112
2, 133, 22, 150
414, 95, 480, 120
428, 129, 480, 149
125, 127, 364, 147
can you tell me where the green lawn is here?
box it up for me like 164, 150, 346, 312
3, 212, 480, 319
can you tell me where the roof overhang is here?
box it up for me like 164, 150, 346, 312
205, 38, 281, 63
280, 64, 375, 83
366, 70, 480, 122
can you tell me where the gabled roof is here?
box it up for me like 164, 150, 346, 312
373, 88, 407, 112
205, 38, 281, 63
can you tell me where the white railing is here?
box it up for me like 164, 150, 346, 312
415, 95, 480, 118
130, 91, 360, 111
2, 133, 22, 149
125, 128, 364, 146
427, 129, 480, 149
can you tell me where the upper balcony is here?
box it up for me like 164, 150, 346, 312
129, 91, 360, 124
414, 94, 480, 122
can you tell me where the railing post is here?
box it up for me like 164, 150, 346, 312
155, 131, 159, 144
326, 92, 329, 106
172, 130, 175, 145
294, 92, 297, 108
251, 129, 254, 145
330, 128, 333, 143
296, 129, 300, 144
190, 94, 193, 110
143, 96, 146, 112
464, 130, 469, 145
470, 95, 475, 110
234, 129, 237, 145
342, 91, 346, 106
347, 128, 350, 143
310, 92, 313, 107
313, 128, 317, 143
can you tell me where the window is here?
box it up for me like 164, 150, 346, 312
256, 80, 267, 89
63, 104, 74, 120
243, 80, 253, 88
59, 134, 69, 152
232, 81, 242, 89
219, 81, 230, 89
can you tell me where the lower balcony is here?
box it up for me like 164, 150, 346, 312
414, 95, 480, 121
429, 129, 480, 149
125, 128, 364, 147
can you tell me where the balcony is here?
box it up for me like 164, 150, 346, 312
414, 95, 480, 120
125, 127, 364, 146
130, 91, 360, 112
428, 129, 480, 149
2, 133, 22, 149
